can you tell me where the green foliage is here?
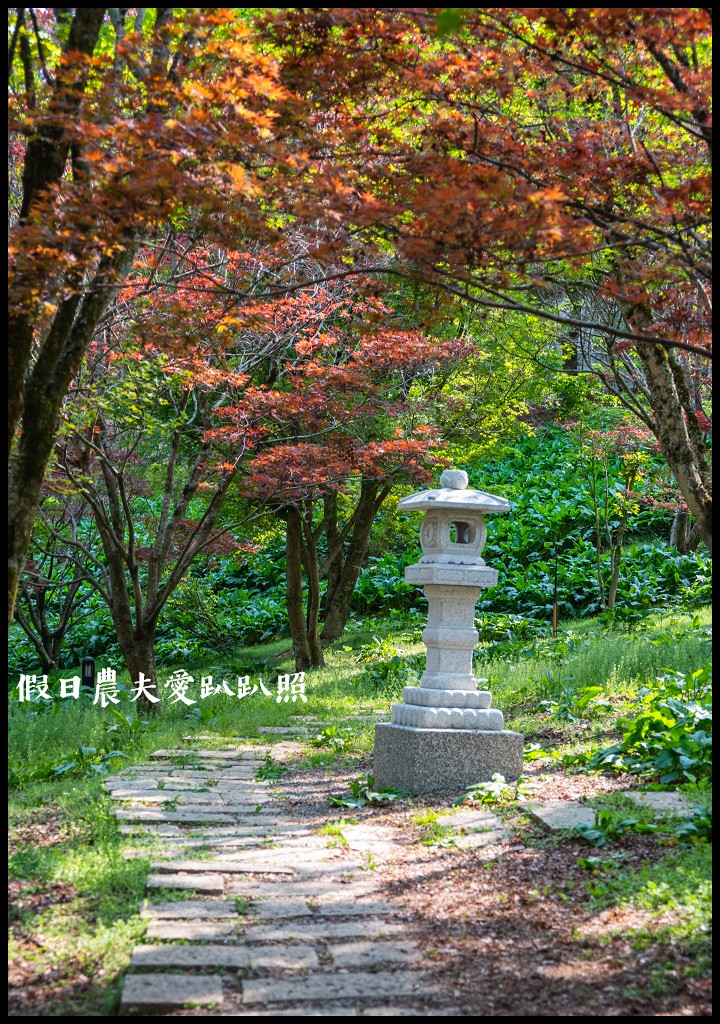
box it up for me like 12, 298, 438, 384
576, 809, 659, 847
353, 552, 419, 615
354, 652, 424, 697
568, 666, 712, 783
105, 708, 156, 745
581, 843, 712, 944
52, 745, 130, 779
328, 774, 409, 807
310, 725, 352, 751
453, 773, 529, 806
320, 818, 357, 847
671, 805, 713, 844
254, 754, 289, 780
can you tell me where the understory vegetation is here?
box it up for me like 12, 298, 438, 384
9, 425, 711, 678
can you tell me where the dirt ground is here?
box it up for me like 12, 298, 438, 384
278, 756, 712, 1018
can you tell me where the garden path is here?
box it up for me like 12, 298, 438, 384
112, 740, 494, 1016
111, 741, 697, 1016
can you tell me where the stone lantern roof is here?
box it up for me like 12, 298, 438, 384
398, 469, 510, 513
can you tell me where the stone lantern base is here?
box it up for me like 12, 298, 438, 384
373, 723, 524, 795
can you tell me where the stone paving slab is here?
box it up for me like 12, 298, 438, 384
257, 727, 314, 736
284, 861, 365, 879
227, 880, 375, 899
131, 943, 250, 968
360, 1008, 461, 1016
250, 947, 320, 971
164, 770, 226, 780
217, 767, 266, 779
183, 824, 312, 838
250, 898, 313, 919
112, 791, 196, 803
118, 824, 184, 837
141, 900, 239, 919
457, 829, 507, 849
120, 973, 224, 1013
176, 793, 230, 805
329, 940, 419, 968
242, 971, 430, 1005
244, 920, 409, 942
340, 825, 407, 853
131, 835, 317, 853
311, 899, 397, 917
150, 749, 267, 761
132, 943, 324, 973
105, 780, 159, 791
115, 809, 237, 823
151, 859, 295, 875
146, 873, 226, 893
144, 920, 239, 940
207, 803, 278, 814
525, 800, 596, 831
209, 848, 343, 866
215, 780, 270, 791
435, 808, 504, 830
622, 790, 696, 815
215, 1007, 358, 1017
212, 1009, 459, 1018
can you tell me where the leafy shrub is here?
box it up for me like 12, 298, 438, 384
568, 666, 712, 783
355, 654, 424, 696
329, 774, 408, 807
352, 552, 418, 615
576, 808, 659, 847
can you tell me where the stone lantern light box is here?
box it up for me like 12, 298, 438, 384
373, 469, 524, 794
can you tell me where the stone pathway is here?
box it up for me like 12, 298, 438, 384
113, 744, 463, 1016
113, 745, 698, 1015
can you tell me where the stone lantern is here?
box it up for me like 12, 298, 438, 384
373, 469, 524, 793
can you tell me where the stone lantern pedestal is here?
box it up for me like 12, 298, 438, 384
373, 469, 524, 794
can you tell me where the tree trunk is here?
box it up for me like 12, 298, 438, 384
584, 462, 606, 611
635, 342, 712, 552
90, 494, 164, 714
321, 480, 389, 642
284, 507, 313, 671
606, 521, 627, 611
322, 493, 343, 623
117, 629, 160, 718
298, 507, 324, 667
670, 511, 692, 552
8, 248, 137, 626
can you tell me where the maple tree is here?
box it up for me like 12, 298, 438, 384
237, 326, 462, 669
7, 8, 316, 625
15, 494, 102, 674
264, 7, 712, 547
53, 333, 255, 712
44, 237, 458, 689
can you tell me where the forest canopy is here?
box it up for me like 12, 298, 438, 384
8, 8, 711, 688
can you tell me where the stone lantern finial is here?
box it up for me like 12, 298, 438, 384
440, 468, 468, 489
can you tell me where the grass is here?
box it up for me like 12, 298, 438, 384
320, 818, 356, 847
9, 779, 148, 1015
582, 843, 712, 955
